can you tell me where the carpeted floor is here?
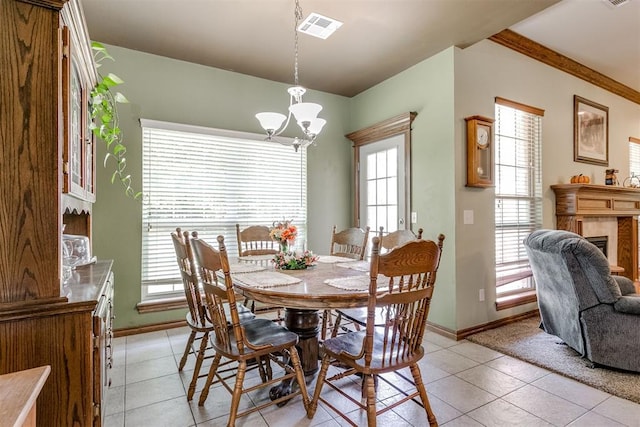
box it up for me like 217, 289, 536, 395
466, 315, 640, 404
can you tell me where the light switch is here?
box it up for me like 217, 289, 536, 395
463, 210, 474, 225
411, 212, 417, 224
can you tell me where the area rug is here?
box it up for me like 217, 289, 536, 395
466, 316, 640, 404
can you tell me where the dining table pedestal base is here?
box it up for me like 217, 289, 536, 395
284, 308, 320, 377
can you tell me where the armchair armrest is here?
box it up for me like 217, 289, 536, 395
613, 276, 636, 296
614, 295, 640, 315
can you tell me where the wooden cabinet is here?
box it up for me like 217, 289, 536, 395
0, 261, 114, 426
92, 270, 115, 425
1, 0, 111, 425
62, 1, 97, 203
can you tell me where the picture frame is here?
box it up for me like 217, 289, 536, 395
574, 95, 609, 166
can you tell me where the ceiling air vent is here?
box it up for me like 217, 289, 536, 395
603, 0, 630, 7
298, 13, 343, 39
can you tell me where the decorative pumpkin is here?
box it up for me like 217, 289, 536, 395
570, 174, 590, 184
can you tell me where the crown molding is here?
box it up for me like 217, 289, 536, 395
489, 29, 640, 106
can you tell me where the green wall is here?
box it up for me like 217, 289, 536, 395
349, 48, 458, 330
92, 45, 351, 329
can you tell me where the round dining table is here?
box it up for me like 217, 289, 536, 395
231, 256, 371, 377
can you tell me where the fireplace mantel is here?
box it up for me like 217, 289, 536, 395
551, 184, 640, 281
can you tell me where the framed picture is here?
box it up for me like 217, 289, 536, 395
574, 95, 609, 166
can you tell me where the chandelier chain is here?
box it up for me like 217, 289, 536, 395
255, 0, 325, 150
293, 0, 303, 86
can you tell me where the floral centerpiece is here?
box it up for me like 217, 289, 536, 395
270, 219, 297, 253
269, 219, 317, 269
272, 250, 319, 270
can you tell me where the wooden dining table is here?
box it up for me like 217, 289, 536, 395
230, 255, 372, 378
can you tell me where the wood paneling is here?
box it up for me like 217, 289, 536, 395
0, 0, 63, 303
0, 306, 93, 425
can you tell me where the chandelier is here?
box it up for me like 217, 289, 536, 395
255, 0, 326, 151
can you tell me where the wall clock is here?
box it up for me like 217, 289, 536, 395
465, 115, 495, 187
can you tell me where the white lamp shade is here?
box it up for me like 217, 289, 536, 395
289, 102, 322, 123
304, 118, 326, 135
256, 112, 286, 131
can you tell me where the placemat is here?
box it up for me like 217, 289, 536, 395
316, 255, 358, 264
324, 275, 370, 291
237, 254, 274, 262
229, 263, 266, 274
336, 260, 370, 272
232, 271, 301, 289
324, 274, 390, 292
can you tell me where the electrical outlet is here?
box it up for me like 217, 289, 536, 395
411, 212, 417, 224
479, 289, 485, 302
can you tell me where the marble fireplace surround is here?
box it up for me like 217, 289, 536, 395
551, 184, 640, 281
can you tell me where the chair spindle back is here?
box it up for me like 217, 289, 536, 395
330, 225, 370, 260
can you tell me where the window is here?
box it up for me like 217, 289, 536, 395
629, 137, 640, 178
140, 119, 307, 301
494, 98, 544, 298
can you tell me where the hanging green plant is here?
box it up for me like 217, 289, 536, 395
90, 41, 142, 200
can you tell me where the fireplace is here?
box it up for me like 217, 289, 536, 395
551, 184, 640, 281
586, 236, 608, 257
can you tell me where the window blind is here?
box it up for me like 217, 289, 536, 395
140, 119, 307, 300
494, 100, 543, 296
629, 138, 640, 177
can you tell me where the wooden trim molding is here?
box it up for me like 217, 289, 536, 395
495, 97, 545, 117
136, 296, 188, 314
490, 29, 640, 106
18, 0, 67, 10
345, 112, 417, 228
427, 309, 539, 341
630, 137, 640, 145
495, 291, 537, 311
114, 320, 187, 338
345, 112, 417, 147
455, 309, 539, 340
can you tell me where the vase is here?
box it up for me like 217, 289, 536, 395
280, 241, 289, 253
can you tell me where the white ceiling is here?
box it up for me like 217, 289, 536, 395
80, 0, 640, 98
513, 0, 640, 93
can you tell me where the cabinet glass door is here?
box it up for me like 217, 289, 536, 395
69, 61, 84, 196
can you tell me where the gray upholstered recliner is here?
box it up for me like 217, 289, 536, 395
524, 229, 640, 372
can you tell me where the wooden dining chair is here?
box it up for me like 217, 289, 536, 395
327, 226, 424, 338
379, 226, 423, 252
308, 235, 445, 427
236, 224, 279, 256
170, 228, 217, 401
329, 225, 370, 260
322, 225, 371, 339
331, 232, 444, 338
236, 223, 285, 322
190, 234, 311, 422
171, 228, 255, 401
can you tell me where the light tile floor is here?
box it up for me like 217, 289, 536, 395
104, 326, 640, 427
